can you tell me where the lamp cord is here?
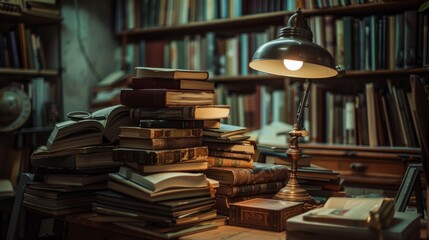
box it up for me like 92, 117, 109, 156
296, 79, 312, 128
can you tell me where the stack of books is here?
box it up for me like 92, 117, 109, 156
25, 105, 135, 215
204, 162, 290, 216
99, 166, 222, 239
203, 124, 254, 168
117, 67, 230, 174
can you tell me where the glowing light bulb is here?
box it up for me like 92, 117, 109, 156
283, 59, 303, 71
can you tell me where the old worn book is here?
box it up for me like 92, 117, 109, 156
26, 181, 107, 193
203, 124, 246, 138
120, 89, 215, 107
107, 173, 213, 202
208, 156, 253, 168
46, 105, 133, 151
135, 67, 209, 80
302, 197, 395, 228
130, 105, 230, 120
139, 119, 205, 129
120, 126, 203, 138
43, 174, 108, 186
204, 141, 255, 154
112, 146, 208, 165
203, 137, 250, 144
117, 166, 209, 192
131, 77, 214, 91
124, 161, 209, 174
24, 187, 93, 200
286, 211, 420, 240
216, 181, 286, 197
31, 146, 120, 169
96, 190, 215, 218
204, 162, 289, 186
119, 136, 202, 150
229, 198, 303, 232
208, 149, 252, 160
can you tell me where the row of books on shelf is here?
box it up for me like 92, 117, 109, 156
301, 0, 387, 9
0, 23, 47, 70
114, 0, 298, 32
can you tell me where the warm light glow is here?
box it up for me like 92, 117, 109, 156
283, 59, 303, 71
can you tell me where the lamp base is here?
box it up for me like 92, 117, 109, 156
273, 177, 316, 204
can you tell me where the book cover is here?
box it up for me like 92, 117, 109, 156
131, 77, 214, 91
229, 198, 303, 232
203, 123, 246, 138
135, 66, 209, 80
139, 119, 205, 129
120, 89, 215, 107
124, 161, 209, 174
207, 156, 253, 168
117, 166, 209, 192
130, 105, 230, 120
31, 150, 120, 169
112, 146, 208, 165
119, 126, 203, 139
119, 136, 202, 150
204, 141, 255, 154
208, 149, 252, 160
204, 162, 288, 186
43, 174, 108, 187
216, 181, 286, 197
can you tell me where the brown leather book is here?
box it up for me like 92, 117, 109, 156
119, 136, 202, 150
229, 198, 303, 232
131, 77, 214, 91
120, 89, 215, 107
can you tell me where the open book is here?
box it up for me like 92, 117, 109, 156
302, 197, 395, 228
46, 105, 134, 151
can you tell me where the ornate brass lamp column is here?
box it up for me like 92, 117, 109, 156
249, 8, 344, 203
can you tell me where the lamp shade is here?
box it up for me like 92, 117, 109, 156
249, 8, 338, 79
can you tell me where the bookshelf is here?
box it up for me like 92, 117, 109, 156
0, 3, 62, 185
112, 0, 427, 189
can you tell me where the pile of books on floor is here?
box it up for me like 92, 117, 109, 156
25, 105, 133, 215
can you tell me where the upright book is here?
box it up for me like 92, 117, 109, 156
135, 67, 209, 80
120, 89, 215, 107
130, 105, 230, 120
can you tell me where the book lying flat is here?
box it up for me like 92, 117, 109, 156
208, 157, 254, 168
108, 173, 213, 202
120, 89, 215, 107
112, 146, 208, 165
139, 119, 205, 129
286, 211, 420, 240
135, 67, 209, 80
203, 124, 246, 138
301, 197, 395, 228
131, 77, 214, 91
130, 105, 230, 121
124, 161, 209, 174
117, 166, 209, 193
203, 141, 255, 154
119, 126, 203, 139
119, 136, 202, 150
43, 173, 108, 187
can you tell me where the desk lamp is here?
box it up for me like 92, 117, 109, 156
249, 8, 344, 203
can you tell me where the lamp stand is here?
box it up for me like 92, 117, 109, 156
273, 80, 316, 204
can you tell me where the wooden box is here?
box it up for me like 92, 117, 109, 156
229, 198, 303, 232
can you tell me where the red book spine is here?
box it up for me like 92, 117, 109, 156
120, 89, 167, 107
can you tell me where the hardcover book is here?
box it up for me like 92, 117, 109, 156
124, 161, 209, 174
46, 105, 133, 151
229, 198, 303, 232
139, 119, 205, 129
131, 77, 214, 91
120, 89, 215, 107
208, 156, 253, 168
119, 136, 202, 150
112, 146, 208, 165
119, 126, 203, 138
208, 149, 253, 160
203, 162, 289, 186
43, 174, 108, 187
203, 124, 246, 138
130, 105, 230, 120
135, 66, 209, 80
216, 181, 286, 197
204, 141, 255, 154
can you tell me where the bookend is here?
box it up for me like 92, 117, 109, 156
394, 163, 426, 218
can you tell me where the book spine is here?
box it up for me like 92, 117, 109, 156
208, 150, 252, 160
31, 156, 76, 168
217, 181, 286, 197
122, 128, 203, 138
120, 89, 167, 107
139, 120, 205, 129
130, 107, 196, 120
112, 146, 208, 165
207, 157, 253, 168
131, 77, 181, 89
